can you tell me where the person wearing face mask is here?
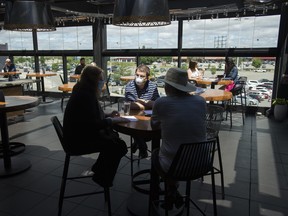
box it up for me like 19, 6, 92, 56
125, 64, 160, 158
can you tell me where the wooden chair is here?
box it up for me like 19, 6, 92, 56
151, 140, 217, 216
50, 116, 112, 216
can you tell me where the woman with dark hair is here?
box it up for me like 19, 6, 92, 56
63, 64, 129, 187
220, 57, 239, 90
224, 57, 238, 81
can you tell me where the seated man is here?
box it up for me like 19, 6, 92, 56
151, 67, 207, 209
2, 58, 18, 79
125, 64, 160, 158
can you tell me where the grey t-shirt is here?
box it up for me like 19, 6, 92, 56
151, 94, 207, 172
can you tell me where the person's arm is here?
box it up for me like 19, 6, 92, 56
228, 67, 238, 81
150, 100, 161, 129
135, 99, 154, 109
11, 64, 16, 72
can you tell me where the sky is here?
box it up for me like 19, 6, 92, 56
0, 15, 281, 51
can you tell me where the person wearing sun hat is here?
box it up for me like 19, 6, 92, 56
151, 67, 207, 209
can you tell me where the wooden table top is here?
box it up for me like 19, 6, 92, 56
190, 78, 233, 86
58, 82, 76, 92
120, 76, 134, 81
113, 114, 161, 139
0, 96, 40, 112
198, 89, 232, 101
0, 71, 22, 76
26, 72, 57, 77
70, 74, 81, 80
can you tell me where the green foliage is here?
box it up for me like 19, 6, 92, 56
211, 66, 217, 75
272, 98, 287, 105
252, 58, 262, 69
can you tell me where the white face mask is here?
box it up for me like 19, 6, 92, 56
135, 76, 145, 86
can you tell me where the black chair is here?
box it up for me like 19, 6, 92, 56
226, 77, 247, 127
50, 116, 112, 216
205, 104, 225, 199
152, 140, 217, 216
100, 74, 113, 109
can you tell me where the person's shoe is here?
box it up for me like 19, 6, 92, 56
139, 150, 148, 159
131, 142, 138, 153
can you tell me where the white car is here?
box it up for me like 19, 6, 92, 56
234, 95, 259, 106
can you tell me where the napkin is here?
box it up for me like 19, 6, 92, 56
122, 116, 138, 121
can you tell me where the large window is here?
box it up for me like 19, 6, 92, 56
37, 26, 93, 50
183, 15, 280, 48
0, 30, 33, 50
106, 22, 178, 49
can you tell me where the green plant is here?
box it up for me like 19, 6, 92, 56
272, 98, 288, 105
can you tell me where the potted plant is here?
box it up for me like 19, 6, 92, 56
272, 98, 288, 121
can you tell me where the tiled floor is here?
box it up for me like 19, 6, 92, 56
1, 98, 288, 216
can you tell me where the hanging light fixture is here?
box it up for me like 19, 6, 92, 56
4, 0, 56, 32
112, 0, 171, 27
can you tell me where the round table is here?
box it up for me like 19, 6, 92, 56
199, 89, 233, 101
0, 96, 40, 177
58, 82, 76, 92
113, 115, 161, 216
190, 78, 233, 89
69, 74, 81, 80
120, 76, 134, 81
26, 72, 57, 103
0, 71, 22, 81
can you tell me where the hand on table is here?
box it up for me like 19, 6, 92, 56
111, 117, 130, 124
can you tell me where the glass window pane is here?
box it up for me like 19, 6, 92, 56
0, 30, 33, 50
183, 15, 280, 48
38, 26, 92, 50
107, 21, 178, 49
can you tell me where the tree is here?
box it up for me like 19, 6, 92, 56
252, 58, 262, 69
211, 66, 217, 75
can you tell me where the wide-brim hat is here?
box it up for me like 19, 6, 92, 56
162, 68, 196, 92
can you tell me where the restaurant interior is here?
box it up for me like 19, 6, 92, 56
1, 0, 288, 216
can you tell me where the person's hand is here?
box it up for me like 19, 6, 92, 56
109, 110, 120, 117
136, 99, 148, 105
111, 117, 130, 124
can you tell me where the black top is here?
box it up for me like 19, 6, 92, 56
63, 82, 112, 154
74, 64, 85, 74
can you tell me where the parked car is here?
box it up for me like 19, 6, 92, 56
233, 95, 259, 106
247, 91, 265, 102
156, 80, 165, 87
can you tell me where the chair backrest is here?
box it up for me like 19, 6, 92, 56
167, 140, 216, 181
51, 116, 69, 153
206, 105, 224, 139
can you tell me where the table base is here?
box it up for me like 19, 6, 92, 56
0, 158, 31, 177
0, 142, 25, 158
127, 192, 150, 216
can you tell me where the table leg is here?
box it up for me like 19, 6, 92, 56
40, 77, 53, 103
0, 142, 25, 157
0, 113, 31, 177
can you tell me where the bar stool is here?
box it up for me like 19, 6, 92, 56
51, 116, 112, 216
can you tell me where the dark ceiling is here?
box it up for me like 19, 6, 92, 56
0, 0, 287, 27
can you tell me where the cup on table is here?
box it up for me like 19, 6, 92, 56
123, 101, 131, 116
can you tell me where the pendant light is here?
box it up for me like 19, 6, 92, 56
4, 0, 56, 32
113, 0, 171, 27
